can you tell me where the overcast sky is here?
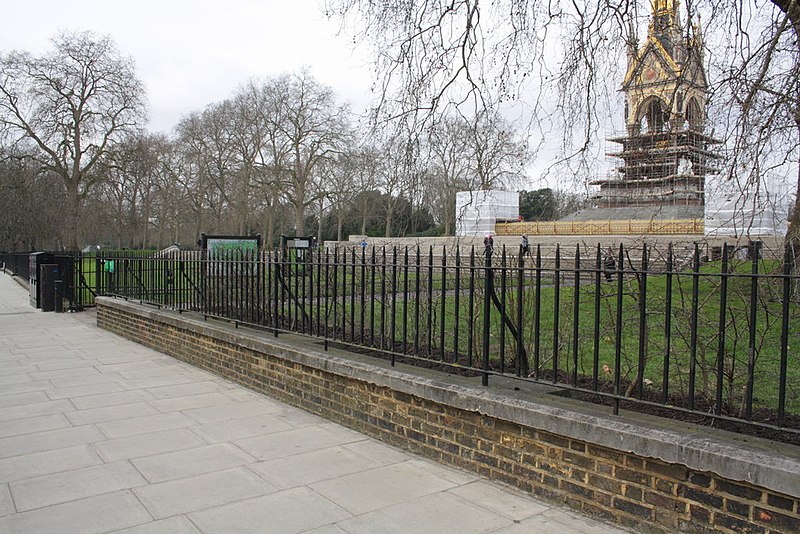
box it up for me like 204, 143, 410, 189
0, 0, 374, 134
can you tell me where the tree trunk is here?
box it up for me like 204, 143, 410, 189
294, 201, 305, 236
267, 209, 275, 249
317, 200, 324, 245
65, 182, 81, 250
337, 214, 343, 242
141, 188, 151, 249
385, 208, 393, 238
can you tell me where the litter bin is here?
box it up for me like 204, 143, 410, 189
29, 252, 54, 308
39, 263, 60, 312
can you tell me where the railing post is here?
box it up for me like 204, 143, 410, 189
744, 240, 761, 419
613, 243, 624, 416
571, 244, 580, 387
715, 243, 729, 415
516, 245, 526, 377
482, 242, 492, 386
552, 244, 561, 384
688, 243, 700, 411
778, 243, 793, 426
636, 244, 648, 399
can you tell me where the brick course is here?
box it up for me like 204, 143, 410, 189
97, 300, 800, 534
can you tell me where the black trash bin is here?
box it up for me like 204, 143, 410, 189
39, 263, 60, 312
29, 252, 54, 308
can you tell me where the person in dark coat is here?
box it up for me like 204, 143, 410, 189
483, 235, 494, 257
604, 246, 616, 281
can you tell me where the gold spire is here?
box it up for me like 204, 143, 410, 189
651, 0, 677, 16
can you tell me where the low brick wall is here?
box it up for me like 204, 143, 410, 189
96, 297, 800, 534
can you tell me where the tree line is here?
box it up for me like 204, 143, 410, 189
1, 32, 578, 251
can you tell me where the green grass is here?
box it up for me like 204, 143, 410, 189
91, 253, 800, 417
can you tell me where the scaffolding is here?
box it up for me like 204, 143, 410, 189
455, 190, 519, 237
592, 127, 721, 209
704, 174, 792, 237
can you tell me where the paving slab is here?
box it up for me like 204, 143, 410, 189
65, 401, 159, 426
309, 460, 464, 515
70, 389, 155, 410
235, 425, 362, 461
0, 271, 627, 533
0, 364, 38, 377
0, 425, 104, 458
0, 399, 75, 423
0, 491, 152, 534
10, 460, 146, 512
93, 428, 206, 462
182, 399, 283, 424
95, 411, 196, 439
250, 444, 385, 489
336, 491, 514, 534
190, 413, 295, 443
131, 443, 256, 483
0, 374, 36, 386
133, 467, 275, 519
0, 445, 102, 483
147, 392, 234, 413
188, 486, 352, 534
0, 413, 70, 439
45, 381, 124, 400
0, 484, 13, 517
112, 516, 202, 534
145, 380, 225, 399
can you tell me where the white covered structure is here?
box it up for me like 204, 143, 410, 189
455, 190, 519, 237
704, 174, 793, 237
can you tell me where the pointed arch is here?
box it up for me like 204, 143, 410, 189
638, 96, 670, 133
686, 97, 704, 129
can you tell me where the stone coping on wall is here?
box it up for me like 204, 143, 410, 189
96, 296, 800, 500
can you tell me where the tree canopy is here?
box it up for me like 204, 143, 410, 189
0, 31, 146, 249
326, 0, 800, 243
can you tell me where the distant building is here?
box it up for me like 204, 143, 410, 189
455, 191, 519, 237
592, 0, 720, 210
704, 174, 792, 237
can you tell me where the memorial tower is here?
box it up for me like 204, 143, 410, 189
592, 0, 720, 209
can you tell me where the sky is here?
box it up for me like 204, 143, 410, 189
0, 0, 375, 134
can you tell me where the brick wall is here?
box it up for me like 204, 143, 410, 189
97, 300, 800, 534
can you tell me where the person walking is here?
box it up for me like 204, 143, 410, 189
520, 235, 529, 257
483, 234, 494, 257
603, 246, 617, 281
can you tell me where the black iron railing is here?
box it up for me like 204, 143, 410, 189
9, 242, 799, 439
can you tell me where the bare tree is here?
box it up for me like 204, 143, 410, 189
0, 148, 63, 250
319, 153, 357, 241
268, 71, 352, 235
378, 135, 416, 237
97, 134, 170, 248
327, 0, 800, 246
348, 144, 383, 235
425, 117, 472, 234
230, 82, 270, 235
175, 104, 237, 233
0, 31, 145, 249
465, 109, 529, 190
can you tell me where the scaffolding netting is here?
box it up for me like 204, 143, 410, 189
455, 191, 519, 237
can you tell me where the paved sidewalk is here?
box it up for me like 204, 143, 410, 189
0, 272, 626, 533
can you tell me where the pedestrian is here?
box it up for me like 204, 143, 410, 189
520, 235, 529, 257
603, 246, 616, 281
360, 238, 368, 250
483, 234, 494, 257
